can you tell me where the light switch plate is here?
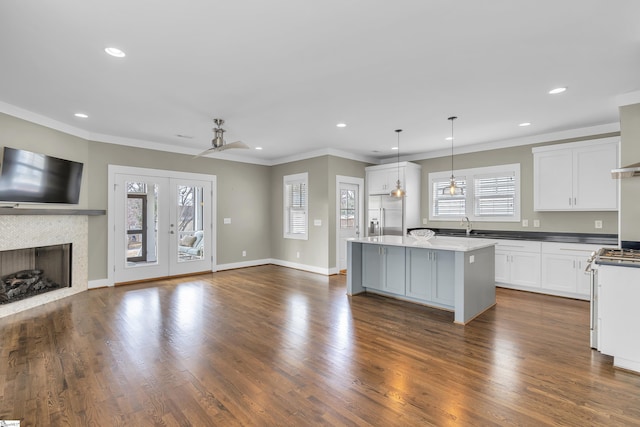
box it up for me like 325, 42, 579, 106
533, 220, 540, 228
314, 219, 322, 226
423, 218, 428, 225
522, 219, 529, 227
595, 220, 603, 229
223, 218, 231, 224
469, 255, 475, 264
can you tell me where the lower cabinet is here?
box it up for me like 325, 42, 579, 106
540, 242, 600, 298
495, 240, 599, 300
361, 244, 454, 307
406, 248, 455, 307
494, 241, 541, 288
361, 244, 405, 294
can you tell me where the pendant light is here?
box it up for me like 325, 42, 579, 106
390, 129, 406, 198
443, 116, 464, 196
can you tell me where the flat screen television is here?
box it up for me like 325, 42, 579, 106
0, 147, 84, 204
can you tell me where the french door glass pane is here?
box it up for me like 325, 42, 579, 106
125, 182, 159, 265
177, 185, 205, 262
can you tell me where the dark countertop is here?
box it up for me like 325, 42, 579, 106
408, 228, 617, 246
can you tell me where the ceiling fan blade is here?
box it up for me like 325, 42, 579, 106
218, 141, 250, 151
192, 146, 217, 158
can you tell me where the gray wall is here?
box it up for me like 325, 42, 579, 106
270, 156, 331, 268
620, 103, 640, 242
269, 155, 369, 270
415, 133, 620, 234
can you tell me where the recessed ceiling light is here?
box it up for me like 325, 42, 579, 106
105, 47, 126, 58
74, 113, 88, 118
519, 122, 531, 127
391, 147, 398, 150
549, 87, 567, 94
255, 147, 263, 150
445, 137, 454, 141
336, 123, 347, 128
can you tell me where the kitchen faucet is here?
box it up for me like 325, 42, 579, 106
461, 216, 472, 236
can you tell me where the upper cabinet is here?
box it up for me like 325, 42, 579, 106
533, 138, 619, 211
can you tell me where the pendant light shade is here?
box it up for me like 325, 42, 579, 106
390, 129, 406, 198
442, 116, 464, 196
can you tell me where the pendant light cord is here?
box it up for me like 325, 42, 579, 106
396, 129, 402, 182
448, 116, 457, 178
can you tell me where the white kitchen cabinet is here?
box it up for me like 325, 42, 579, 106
367, 168, 400, 194
361, 244, 405, 295
494, 240, 541, 289
533, 138, 618, 211
406, 248, 455, 307
540, 242, 600, 299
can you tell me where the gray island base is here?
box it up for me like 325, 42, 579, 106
347, 235, 497, 325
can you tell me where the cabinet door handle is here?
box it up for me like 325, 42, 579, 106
573, 260, 576, 268
574, 197, 577, 206
569, 197, 572, 206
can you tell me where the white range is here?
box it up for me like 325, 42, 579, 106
593, 248, 640, 374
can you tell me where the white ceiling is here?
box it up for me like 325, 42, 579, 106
1, 1, 639, 165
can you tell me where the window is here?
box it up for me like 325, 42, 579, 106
284, 173, 308, 239
474, 173, 516, 217
429, 164, 520, 222
340, 189, 356, 229
432, 177, 467, 218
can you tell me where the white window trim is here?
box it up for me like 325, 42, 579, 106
283, 172, 309, 240
428, 163, 521, 222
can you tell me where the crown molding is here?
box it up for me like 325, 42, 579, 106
378, 122, 620, 164
617, 90, 640, 107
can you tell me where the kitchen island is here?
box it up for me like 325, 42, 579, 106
347, 235, 496, 324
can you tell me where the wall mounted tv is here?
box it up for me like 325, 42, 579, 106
0, 147, 84, 204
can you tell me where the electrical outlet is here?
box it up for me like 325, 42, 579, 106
242, 250, 246, 257
296, 251, 300, 259
595, 220, 603, 229
223, 217, 231, 224
522, 219, 529, 227
533, 219, 540, 228
423, 218, 428, 225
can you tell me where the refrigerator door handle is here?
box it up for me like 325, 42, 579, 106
381, 208, 385, 236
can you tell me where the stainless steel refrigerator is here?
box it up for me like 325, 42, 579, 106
367, 194, 404, 236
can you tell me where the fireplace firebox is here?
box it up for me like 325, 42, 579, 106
0, 244, 72, 304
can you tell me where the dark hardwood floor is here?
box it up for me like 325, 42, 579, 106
1, 265, 639, 426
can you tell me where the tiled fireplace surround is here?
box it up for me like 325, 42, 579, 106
0, 215, 88, 318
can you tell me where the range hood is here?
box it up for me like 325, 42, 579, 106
611, 163, 640, 179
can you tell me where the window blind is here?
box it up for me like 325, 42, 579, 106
432, 179, 466, 217
474, 173, 515, 216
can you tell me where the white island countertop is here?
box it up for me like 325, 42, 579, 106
350, 235, 497, 252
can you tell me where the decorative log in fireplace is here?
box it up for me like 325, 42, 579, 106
1, 269, 60, 303
0, 244, 71, 305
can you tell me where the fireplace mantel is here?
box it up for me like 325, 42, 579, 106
0, 208, 105, 215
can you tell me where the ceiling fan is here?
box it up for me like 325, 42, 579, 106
194, 118, 250, 158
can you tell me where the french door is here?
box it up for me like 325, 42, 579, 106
111, 168, 214, 284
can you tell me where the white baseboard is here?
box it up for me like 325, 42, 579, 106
88, 260, 336, 287
216, 259, 271, 271
269, 259, 333, 276
88, 278, 111, 289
